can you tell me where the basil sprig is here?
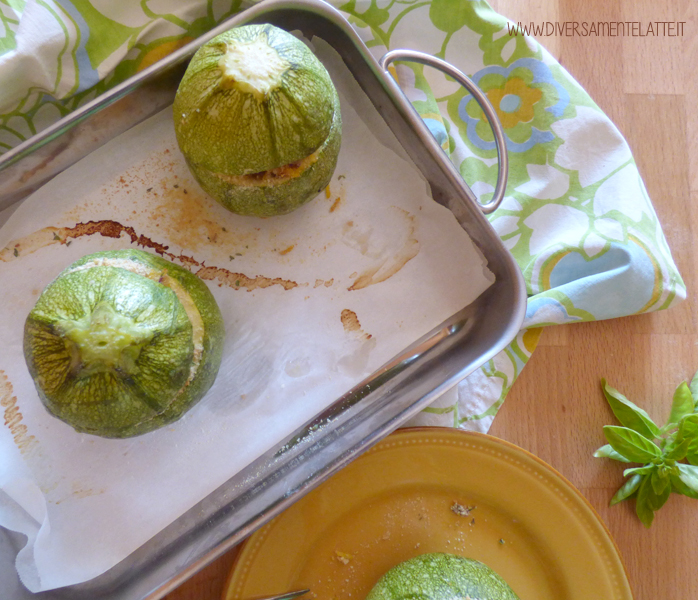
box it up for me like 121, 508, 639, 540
594, 372, 698, 527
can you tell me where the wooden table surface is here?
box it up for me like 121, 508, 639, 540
164, 1, 698, 599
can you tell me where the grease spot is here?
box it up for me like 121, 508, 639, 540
1, 370, 38, 454
337, 336, 376, 375
341, 309, 372, 341
1, 220, 302, 292
0, 219, 171, 262
71, 483, 106, 499
341, 309, 361, 333
197, 266, 298, 291
314, 278, 334, 288
149, 183, 254, 253
284, 357, 311, 378
345, 209, 420, 291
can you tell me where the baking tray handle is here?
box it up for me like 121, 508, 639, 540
379, 49, 508, 215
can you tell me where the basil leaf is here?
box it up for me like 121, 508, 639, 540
664, 437, 690, 461
593, 444, 632, 463
635, 476, 655, 528
667, 382, 694, 427
602, 380, 660, 439
677, 463, 698, 493
678, 416, 698, 464
651, 469, 670, 496
604, 425, 661, 463
624, 465, 654, 477
648, 482, 671, 512
637, 470, 671, 519
679, 414, 698, 439
671, 475, 698, 499
687, 442, 698, 466
610, 474, 642, 505
689, 369, 698, 408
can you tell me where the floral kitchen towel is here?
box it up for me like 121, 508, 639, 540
0, 0, 685, 431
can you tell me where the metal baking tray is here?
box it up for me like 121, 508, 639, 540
0, 1, 526, 598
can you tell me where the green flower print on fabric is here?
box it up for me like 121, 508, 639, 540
0, 1, 23, 58
395, 62, 450, 153
0, 0, 242, 152
450, 58, 570, 157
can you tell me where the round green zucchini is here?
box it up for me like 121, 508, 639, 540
365, 553, 520, 600
23, 249, 225, 438
173, 23, 342, 216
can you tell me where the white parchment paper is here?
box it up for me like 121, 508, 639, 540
0, 40, 494, 592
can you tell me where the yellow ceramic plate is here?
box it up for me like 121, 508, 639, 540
223, 428, 633, 600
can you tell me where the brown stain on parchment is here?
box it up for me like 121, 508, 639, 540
347, 210, 420, 291
341, 309, 361, 332
0, 219, 300, 291
152, 186, 221, 249
56, 148, 256, 254
149, 184, 256, 253
53, 483, 107, 505
0, 226, 62, 260
326, 178, 347, 213
2, 169, 414, 294
1, 370, 38, 455
71, 482, 106, 499
197, 267, 299, 291
62, 220, 171, 257
329, 197, 342, 212
0, 220, 168, 262
341, 309, 372, 341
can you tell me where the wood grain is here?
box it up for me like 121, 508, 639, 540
164, 1, 696, 598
